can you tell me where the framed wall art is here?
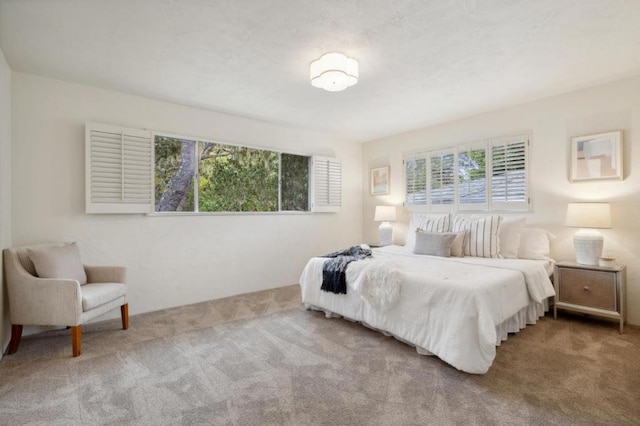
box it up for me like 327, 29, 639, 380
370, 166, 390, 195
571, 131, 622, 182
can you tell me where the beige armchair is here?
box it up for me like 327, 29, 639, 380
3, 244, 128, 357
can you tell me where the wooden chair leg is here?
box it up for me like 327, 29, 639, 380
71, 325, 82, 357
121, 303, 129, 330
7, 324, 23, 354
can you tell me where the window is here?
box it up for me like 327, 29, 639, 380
197, 142, 279, 213
281, 153, 310, 211
154, 136, 314, 213
405, 157, 427, 205
458, 143, 487, 210
490, 136, 528, 210
86, 122, 340, 214
429, 150, 455, 209
155, 137, 196, 212
404, 134, 529, 211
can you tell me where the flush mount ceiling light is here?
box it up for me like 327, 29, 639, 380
310, 52, 358, 92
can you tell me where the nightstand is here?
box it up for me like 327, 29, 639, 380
553, 261, 626, 333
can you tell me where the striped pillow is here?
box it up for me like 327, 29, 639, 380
416, 213, 451, 233
451, 215, 502, 258
406, 214, 451, 249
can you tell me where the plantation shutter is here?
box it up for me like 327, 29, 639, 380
85, 122, 153, 214
429, 150, 455, 211
489, 135, 529, 210
311, 156, 341, 212
404, 156, 427, 206
458, 143, 487, 211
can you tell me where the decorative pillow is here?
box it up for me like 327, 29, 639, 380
451, 215, 502, 258
518, 228, 556, 260
28, 242, 87, 285
406, 213, 451, 249
449, 231, 466, 257
499, 216, 526, 259
413, 231, 457, 257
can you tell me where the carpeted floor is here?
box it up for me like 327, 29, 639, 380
0, 285, 639, 425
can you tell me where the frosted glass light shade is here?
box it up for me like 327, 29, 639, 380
310, 52, 358, 92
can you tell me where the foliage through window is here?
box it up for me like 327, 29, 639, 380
404, 135, 528, 211
154, 136, 310, 213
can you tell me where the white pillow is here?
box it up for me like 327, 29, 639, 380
28, 242, 87, 285
413, 231, 457, 257
518, 228, 556, 260
405, 213, 451, 249
499, 216, 526, 259
451, 214, 502, 258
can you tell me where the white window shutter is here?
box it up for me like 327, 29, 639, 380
458, 142, 487, 211
85, 122, 153, 214
429, 149, 455, 211
489, 135, 529, 211
311, 156, 341, 212
404, 156, 427, 206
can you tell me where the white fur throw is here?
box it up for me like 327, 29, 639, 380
347, 259, 401, 311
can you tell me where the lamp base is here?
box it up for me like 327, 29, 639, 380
574, 230, 603, 266
378, 222, 393, 246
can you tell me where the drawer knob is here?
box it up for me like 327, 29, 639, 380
583, 286, 590, 293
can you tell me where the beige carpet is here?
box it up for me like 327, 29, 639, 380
1, 285, 639, 425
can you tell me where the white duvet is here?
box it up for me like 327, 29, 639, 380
299, 245, 556, 374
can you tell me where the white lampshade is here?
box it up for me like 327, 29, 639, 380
566, 202, 611, 228
310, 52, 358, 92
374, 206, 396, 222
566, 202, 612, 265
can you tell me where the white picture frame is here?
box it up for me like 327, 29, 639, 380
570, 131, 623, 182
370, 166, 390, 195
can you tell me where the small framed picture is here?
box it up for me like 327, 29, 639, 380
370, 166, 390, 195
571, 131, 623, 182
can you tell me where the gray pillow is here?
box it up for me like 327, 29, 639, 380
28, 242, 87, 285
413, 231, 457, 257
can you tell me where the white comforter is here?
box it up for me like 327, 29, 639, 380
299, 245, 556, 374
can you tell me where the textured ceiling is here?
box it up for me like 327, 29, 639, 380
2, 0, 640, 142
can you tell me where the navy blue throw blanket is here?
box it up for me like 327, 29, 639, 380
320, 245, 372, 294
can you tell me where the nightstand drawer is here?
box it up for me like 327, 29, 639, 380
558, 268, 616, 311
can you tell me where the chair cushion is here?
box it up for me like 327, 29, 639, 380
81, 283, 127, 311
27, 242, 87, 285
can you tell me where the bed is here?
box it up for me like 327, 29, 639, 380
299, 243, 556, 374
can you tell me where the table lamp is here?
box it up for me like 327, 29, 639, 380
565, 202, 611, 265
374, 206, 396, 246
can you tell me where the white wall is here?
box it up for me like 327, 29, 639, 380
362, 75, 640, 326
11, 73, 363, 319
0, 47, 12, 355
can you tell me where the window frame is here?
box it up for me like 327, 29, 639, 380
403, 133, 530, 212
